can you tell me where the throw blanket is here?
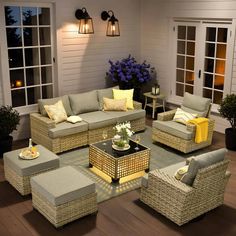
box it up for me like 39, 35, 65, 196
188, 117, 209, 143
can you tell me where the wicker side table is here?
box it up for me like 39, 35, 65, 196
89, 139, 150, 183
3, 145, 59, 195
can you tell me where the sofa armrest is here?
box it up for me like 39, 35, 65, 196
157, 109, 176, 121
30, 113, 56, 130
133, 100, 142, 110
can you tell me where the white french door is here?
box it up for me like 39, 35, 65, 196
172, 20, 234, 109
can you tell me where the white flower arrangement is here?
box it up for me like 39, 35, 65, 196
113, 122, 134, 147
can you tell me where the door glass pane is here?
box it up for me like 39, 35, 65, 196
187, 42, 195, 55
215, 60, 225, 74
213, 91, 223, 104
178, 26, 186, 39
39, 8, 50, 25
25, 48, 39, 66
24, 28, 38, 46
206, 27, 216, 42
42, 85, 53, 98
214, 75, 224, 90
5, 6, 21, 26
205, 58, 214, 73
10, 69, 24, 88
204, 73, 213, 88
176, 83, 184, 96
187, 26, 195, 40
8, 49, 23, 68
39, 27, 51, 45
205, 43, 215, 57
26, 68, 40, 86
217, 28, 227, 43
12, 89, 26, 107
176, 69, 184, 83
6, 28, 22, 47
216, 44, 226, 59
185, 71, 194, 84
177, 41, 185, 54
22, 7, 37, 25
41, 67, 52, 83
40, 47, 51, 65
27, 87, 41, 105
177, 55, 185, 68
185, 85, 193, 94
186, 57, 194, 70
203, 88, 212, 100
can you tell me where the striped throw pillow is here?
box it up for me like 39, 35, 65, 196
173, 108, 197, 125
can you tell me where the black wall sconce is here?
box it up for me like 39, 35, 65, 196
75, 7, 94, 34
101, 10, 120, 37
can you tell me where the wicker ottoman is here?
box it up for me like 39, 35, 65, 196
4, 145, 59, 195
30, 166, 98, 228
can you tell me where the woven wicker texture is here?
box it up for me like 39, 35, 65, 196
89, 143, 150, 180
32, 189, 97, 228
4, 164, 57, 195
140, 160, 230, 226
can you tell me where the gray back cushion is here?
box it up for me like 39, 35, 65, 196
38, 95, 73, 117
69, 90, 99, 115
97, 86, 119, 110
181, 148, 227, 186
181, 92, 211, 117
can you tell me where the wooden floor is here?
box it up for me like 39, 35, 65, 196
0, 117, 236, 236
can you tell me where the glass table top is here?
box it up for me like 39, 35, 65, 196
92, 139, 148, 158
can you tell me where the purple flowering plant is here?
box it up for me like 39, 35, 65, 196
107, 55, 152, 89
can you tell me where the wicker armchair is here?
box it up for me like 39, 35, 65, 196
152, 92, 215, 153
140, 150, 231, 226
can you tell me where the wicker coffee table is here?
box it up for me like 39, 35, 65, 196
89, 139, 150, 183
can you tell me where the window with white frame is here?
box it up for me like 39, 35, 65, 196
3, 4, 54, 109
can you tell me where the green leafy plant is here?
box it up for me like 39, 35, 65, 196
0, 105, 20, 139
218, 94, 236, 130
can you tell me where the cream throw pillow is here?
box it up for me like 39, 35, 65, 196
44, 100, 67, 124
174, 165, 189, 180
67, 115, 82, 124
113, 89, 134, 110
173, 107, 197, 125
103, 97, 127, 111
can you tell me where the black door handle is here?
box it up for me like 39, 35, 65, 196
198, 70, 201, 78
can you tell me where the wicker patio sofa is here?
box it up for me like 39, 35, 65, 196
140, 148, 231, 226
30, 87, 146, 153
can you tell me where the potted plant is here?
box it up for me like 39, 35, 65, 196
106, 55, 152, 101
218, 94, 236, 150
0, 105, 20, 156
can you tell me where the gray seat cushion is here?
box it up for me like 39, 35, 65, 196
153, 120, 194, 140
104, 109, 146, 123
80, 111, 117, 130
97, 86, 119, 110
181, 92, 211, 117
30, 166, 96, 206
181, 148, 227, 186
69, 90, 99, 115
48, 121, 88, 138
38, 95, 73, 117
3, 145, 59, 176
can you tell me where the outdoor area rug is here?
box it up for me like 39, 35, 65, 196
59, 127, 205, 203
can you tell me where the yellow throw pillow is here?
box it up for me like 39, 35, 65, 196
44, 100, 67, 124
173, 108, 197, 125
113, 89, 134, 110
174, 165, 189, 180
103, 97, 127, 111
